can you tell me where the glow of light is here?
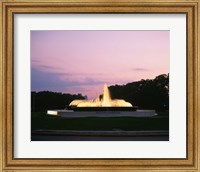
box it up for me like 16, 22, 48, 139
69, 84, 132, 107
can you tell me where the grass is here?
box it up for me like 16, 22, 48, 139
31, 111, 169, 131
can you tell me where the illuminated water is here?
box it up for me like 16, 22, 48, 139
69, 84, 132, 107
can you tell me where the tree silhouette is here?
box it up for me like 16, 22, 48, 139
31, 91, 85, 112
109, 74, 169, 111
31, 74, 169, 112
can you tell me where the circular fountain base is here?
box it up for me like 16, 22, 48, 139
47, 109, 157, 118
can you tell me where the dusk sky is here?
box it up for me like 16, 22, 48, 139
31, 31, 169, 99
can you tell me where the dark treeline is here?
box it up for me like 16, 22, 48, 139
31, 74, 169, 112
109, 74, 169, 111
31, 91, 85, 112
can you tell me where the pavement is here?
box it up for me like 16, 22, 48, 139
32, 129, 169, 137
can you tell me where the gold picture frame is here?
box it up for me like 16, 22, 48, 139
0, 0, 199, 171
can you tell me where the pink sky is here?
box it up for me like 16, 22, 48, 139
31, 31, 169, 99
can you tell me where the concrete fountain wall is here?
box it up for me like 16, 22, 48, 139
47, 109, 157, 118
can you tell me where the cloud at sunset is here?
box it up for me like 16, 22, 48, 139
31, 30, 169, 99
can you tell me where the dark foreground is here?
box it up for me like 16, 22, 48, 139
32, 112, 169, 131
31, 112, 169, 141
32, 135, 168, 141
31, 130, 169, 141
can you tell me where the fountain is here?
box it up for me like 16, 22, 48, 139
68, 84, 134, 111
47, 84, 157, 117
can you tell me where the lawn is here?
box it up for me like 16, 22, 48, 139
31, 111, 169, 131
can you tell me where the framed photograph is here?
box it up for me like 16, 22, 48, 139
0, 0, 199, 171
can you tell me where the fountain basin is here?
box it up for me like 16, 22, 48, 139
47, 109, 157, 118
